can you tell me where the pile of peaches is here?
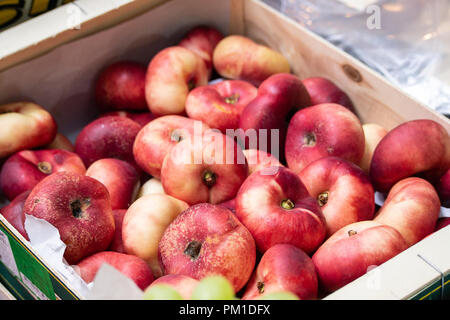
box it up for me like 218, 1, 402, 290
0, 25, 449, 300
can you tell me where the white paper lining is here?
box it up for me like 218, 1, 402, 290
23, 214, 143, 299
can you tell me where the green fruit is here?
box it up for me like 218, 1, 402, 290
142, 284, 183, 300
191, 275, 235, 300
258, 291, 299, 300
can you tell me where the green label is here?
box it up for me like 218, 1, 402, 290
8, 236, 56, 300
0, 219, 80, 300
0, 223, 56, 300
0, 260, 35, 300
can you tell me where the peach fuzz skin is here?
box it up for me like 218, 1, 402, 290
133, 115, 210, 179
161, 131, 248, 205
213, 35, 290, 86
145, 46, 208, 115
158, 203, 256, 292
285, 103, 365, 174
95, 61, 148, 112
109, 209, 127, 253
238, 73, 311, 155
185, 80, 257, 133
235, 166, 326, 254
242, 244, 318, 300
299, 156, 375, 237
0, 149, 86, 201
0, 190, 31, 240
122, 194, 189, 277
302, 77, 355, 113
374, 177, 441, 247
0, 102, 57, 158
23, 172, 115, 264
243, 149, 283, 176
312, 221, 408, 293
179, 26, 224, 78
86, 158, 141, 210
437, 168, 450, 207
75, 116, 142, 169
370, 119, 450, 193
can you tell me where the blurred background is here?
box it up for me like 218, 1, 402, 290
1, 0, 449, 115
263, 0, 450, 116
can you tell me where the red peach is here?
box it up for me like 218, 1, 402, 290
242, 244, 318, 300
285, 103, 365, 174
0, 102, 57, 158
158, 203, 256, 292
179, 26, 224, 78
23, 172, 115, 264
77, 251, 154, 290
75, 116, 142, 168
161, 131, 248, 205
95, 61, 147, 112
374, 177, 441, 247
299, 157, 375, 236
109, 209, 126, 253
213, 35, 290, 86
437, 168, 450, 207
235, 166, 326, 254
312, 221, 408, 293
218, 198, 236, 213
185, 80, 257, 133
86, 158, 140, 210
243, 149, 283, 176
0, 191, 30, 240
145, 46, 208, 115
0, 149, 86, 201
238, 73, 310, 155
370, 119, 450, 193
133, 115, 210, 178
302, 77, 355, 112
100, 111, 156, 127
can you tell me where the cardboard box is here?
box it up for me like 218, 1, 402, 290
0, 0, 449, 300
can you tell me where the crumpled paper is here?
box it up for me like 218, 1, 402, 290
85, 264, 144, 300
24, 214, 91, 298
23, 214, 142, 300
